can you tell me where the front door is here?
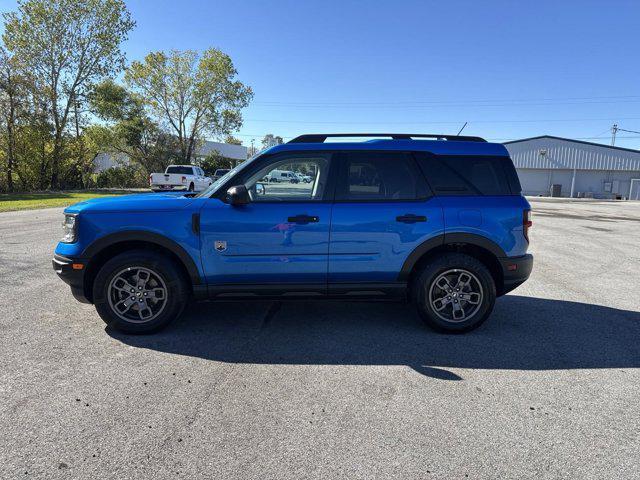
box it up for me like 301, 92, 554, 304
199, 152, 335, 290
328, 151, 444, 285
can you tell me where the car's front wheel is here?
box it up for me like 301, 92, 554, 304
413, 253, 496, 333
93, 250, 189, 334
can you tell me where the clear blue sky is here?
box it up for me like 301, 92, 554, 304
2, 0, 640, 148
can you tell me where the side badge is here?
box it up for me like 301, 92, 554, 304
215, 240, 227, 252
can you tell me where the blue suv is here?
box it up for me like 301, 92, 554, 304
53, 133, 533, 334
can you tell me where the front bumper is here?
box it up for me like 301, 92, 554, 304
52, 254, 91, 303
499, 254, 533, 295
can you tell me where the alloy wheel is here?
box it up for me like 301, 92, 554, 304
107, 266, 168, 323
428, 269, 484, 323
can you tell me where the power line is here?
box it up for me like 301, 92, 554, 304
252, 95, 640, 109
254, 94, 640, 104
242, 116, 640, 125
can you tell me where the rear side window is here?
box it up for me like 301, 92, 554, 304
336, 152, 430, 201
166, 166, 194, 175
416, 155, 516, 195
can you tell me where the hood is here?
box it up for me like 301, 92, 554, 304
64, 193, 198, 214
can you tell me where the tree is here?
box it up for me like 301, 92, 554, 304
199, 150, 233, 176
0, 48, 22, 191
261, 133, 283, 150
88, 79, 181, 175
3, 0, 135, 188
125, 48, 253, 163
224, 135, 243, 145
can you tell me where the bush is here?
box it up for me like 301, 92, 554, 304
96, 165, 148, 189
199, 151, 234, 176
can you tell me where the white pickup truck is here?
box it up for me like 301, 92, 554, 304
149, 165, 212, 192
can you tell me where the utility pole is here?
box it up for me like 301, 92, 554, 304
611, 124, 640, 146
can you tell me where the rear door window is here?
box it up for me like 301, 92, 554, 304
335, 152, 430, 201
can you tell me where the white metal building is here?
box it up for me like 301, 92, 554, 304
503, 136, 640, 199
93, 140, 248, 173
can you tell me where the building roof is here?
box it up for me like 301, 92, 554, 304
197, 140, 247, 160
504, 135, 640, 154
503, 135, 640, 171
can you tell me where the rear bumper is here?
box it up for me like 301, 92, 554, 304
52, 254, 91, 303
499, 254, 533, 295
151, 185, 188, 192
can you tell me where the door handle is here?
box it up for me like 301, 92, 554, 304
396, 214, 427, 223
287, 214, 319, 224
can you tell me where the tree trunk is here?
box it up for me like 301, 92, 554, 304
5, 119, 14, 192
50, 130, 63, 189
39, 137, 48, 190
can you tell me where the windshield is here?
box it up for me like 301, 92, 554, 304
195, 153, 262, 198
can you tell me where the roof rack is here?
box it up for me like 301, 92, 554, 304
288, 133, 487, 143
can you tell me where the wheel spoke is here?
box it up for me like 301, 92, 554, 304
451, 301, 465, 320
459, 292, 481, 304
135, 269, 150, 288
145, 288, 165, 301
435, 277, 453, 291
455, 272, 472, 290
432, 295, 451, 311
137, 301, 153, 320
114, 296, 136, 314
113, 276, 136, 294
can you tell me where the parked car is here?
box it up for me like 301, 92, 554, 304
265, 170, 298, 183
296, 173, 312, 183
149, 165, 211, 192
53, 133, 533, 334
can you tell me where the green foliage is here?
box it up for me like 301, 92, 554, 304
88, 79, 181, 176
2, 0, 135, 188
0, 2, 250, 193
199, 150, 233, 176
96, 164, 147, 189
125, 48, 253, 163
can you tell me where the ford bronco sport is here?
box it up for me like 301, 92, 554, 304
53, 133, 533, 334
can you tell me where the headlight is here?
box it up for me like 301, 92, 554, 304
61, 214, 78, 243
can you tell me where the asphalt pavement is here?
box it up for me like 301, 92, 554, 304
0, 198, 639, 479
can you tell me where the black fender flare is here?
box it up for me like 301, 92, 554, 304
81, 230, 201, 285
398, 233, 507, 282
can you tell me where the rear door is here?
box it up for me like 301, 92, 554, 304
328, 151, 444, 286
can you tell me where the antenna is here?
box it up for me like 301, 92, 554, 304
456, 122, 468, 136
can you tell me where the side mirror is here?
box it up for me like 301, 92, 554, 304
255, 183, 266, 195
225, 185, 250, 206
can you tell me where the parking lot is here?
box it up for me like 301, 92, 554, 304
0, 198, 639, 479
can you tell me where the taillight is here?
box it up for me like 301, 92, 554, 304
523, 209, 532, 242
181, 176, 187, 184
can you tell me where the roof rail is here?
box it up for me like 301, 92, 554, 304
288, 133, 487, 143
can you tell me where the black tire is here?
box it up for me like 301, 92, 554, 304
188, 183, 195, 192
413, 253, 496, 333
93, 250, 189, 334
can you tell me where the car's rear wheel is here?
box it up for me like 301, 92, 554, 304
413, 253, 496, 333
188, 183, 195, 192
93, 250, 189, 334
